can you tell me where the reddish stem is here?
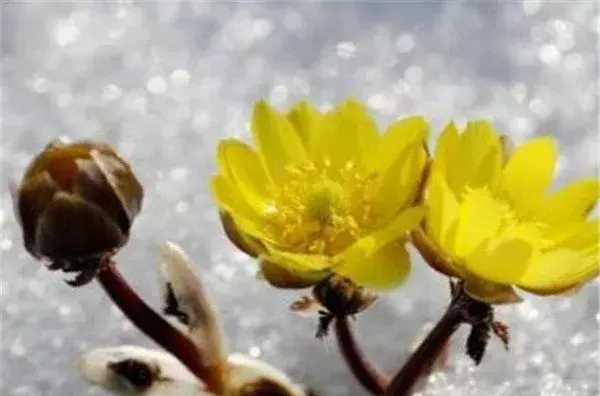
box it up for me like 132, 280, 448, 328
384, 305, 463, 396
335, 316, 389, 395
384, 283, 490, 396
96, 262, 225, 393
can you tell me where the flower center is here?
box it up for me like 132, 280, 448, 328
265, 160, 378, 255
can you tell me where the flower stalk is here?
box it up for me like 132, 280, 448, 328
96, 260, 225, 393
384, 282, 492, 396
334, 316, 388, 395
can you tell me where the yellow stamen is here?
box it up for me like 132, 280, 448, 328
265, 160, 379, 255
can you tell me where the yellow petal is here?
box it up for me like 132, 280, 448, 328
463, 279, 523, 304
261, 248, 334, 272
434, 122, 464, 195
211, 176, 274, 244
411, 227, 463, 278
219, 211, 265, 258
369, 116, 429, 173
460, 121, 502, 189
259, 255, 329, 289
286, 101, 325, 156
376, 142, 426, 217
501, 136, 558, 215
517, 249, 599, 294
559, 218, 599, 253
337, 206, 424, 271
329, 208, 423, 290
521, 280, 590, 297
218, 139, 272, 213
538, 178, 600, 224
335, 240, 411, 290
211, 175, 259, 221
425, 169, 460, 251
453, 188, 509, 257
466, 238, 533, 284
216, 142, 233, 179
312, 99, 378, 171
252, 100, 307, 184
468, 142, 501, 190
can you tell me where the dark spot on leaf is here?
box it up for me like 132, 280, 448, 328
108, 359, 157, 390
163, 282, 189, 326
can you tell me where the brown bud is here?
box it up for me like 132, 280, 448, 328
11, 140, 143, 286
311, 275, 378, 338
312, 275, 377, 317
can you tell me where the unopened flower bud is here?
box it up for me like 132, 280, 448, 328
11, 140, 143, 286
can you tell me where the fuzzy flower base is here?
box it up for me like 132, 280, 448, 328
1, 2, 598, 396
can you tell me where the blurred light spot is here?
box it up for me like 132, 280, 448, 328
5, 303, 19, 315
252, 18, 273, 39
170, 69, 191, 86
58, 304, 72, 318
538, 44, 561, 65
404, 65, 423, 84
551, 19, 568, 34
123, 92, 147, 113
367, 93, 395, 113
192, 111, 211, 128
51, 337, 64, 348
529, 351, 545, 366
510, 83, 528, 104
556, 34, 574, 52
120, 320, 134, 332
169, 167, 189, 181
214, 263, 236, 281
146, 76, 167, 94
509, 117, 534, 141
175, 201, 189, 214
102, 84, 122, 101
518, 300, 540, 321
54, 20, 80, 46
1, 238, 13, 252
392, 79, 410, 95
529, 97, 550, 117
395, 34, 415, 53
336, 41, 357, 58
523, 0, 542, 15
10, 337, 26, 357
115, 7, 128, 18
269, 85, 288, 104
569, 332, 586, 346
30, 76, 49, 93
106, 28, 125, 40
551, 20, 575, 51
249, 346, 261, 358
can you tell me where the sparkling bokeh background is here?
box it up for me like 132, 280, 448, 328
1, 1, 599, 395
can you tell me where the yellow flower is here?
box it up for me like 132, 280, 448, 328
419, 121, 599, 303
211, 99, 429, 290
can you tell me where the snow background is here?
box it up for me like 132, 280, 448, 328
1, 1, 598, 395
